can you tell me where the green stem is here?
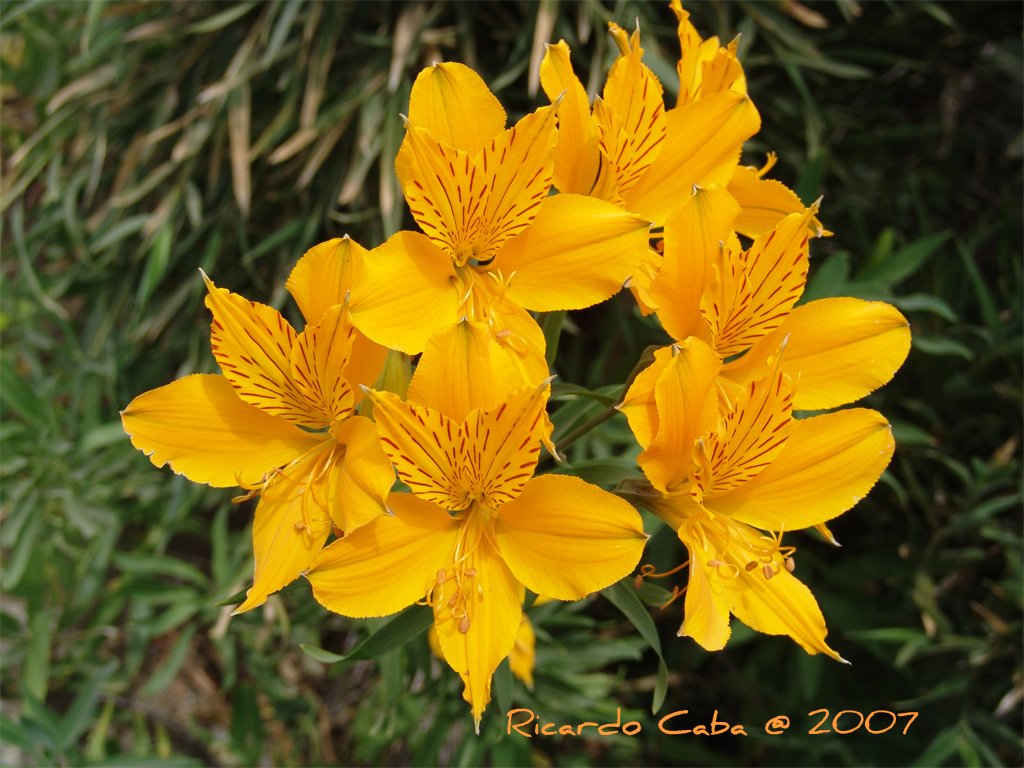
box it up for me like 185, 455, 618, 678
555, 404, 619, 455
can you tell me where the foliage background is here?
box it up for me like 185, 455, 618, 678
1, 0, 1021, 765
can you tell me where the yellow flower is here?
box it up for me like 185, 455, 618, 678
305, 378, 647, 728
620, 338, 895, 657
349, 62, 651, 376
649, 186, 911, 410
121, 238, 395, 613
429, 613, 536, 690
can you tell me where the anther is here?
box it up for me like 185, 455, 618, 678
458, 616, 471, 634
436, 569, 446, 586
745, 561, 759, 572
464, 568, 477, 577
763, 565, 775, 580
785, 557, 796, 573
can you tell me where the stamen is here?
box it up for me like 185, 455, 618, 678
633, 560, 689, 588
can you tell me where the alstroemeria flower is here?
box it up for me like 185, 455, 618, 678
649, 186, 911, 410
619, 338, 895, 656
305, 377, 646, 727
350, 62, 651, 378
121, 238, 395, 612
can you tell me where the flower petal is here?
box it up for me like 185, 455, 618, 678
469, 382, 555, 507
596, 24, 666, 194
671, 0, 745, 105
234, 444, 336, 614
203, 273, 318, 427
724, 298, 912, 411
397, 105, 557, 266
306, 493, 460, 617
497, 194, 651, 312
434, 520, 523, 729
695, 369, 793, 499
290, 304, 356, 426
681, 516, 841, 659
509, 615, 536, 689
639, 338, 722, 493
622, 90, 760, 224
407, 320, 530, 422
540, 41, 616, 199
121, 374, 320, 488
365, 389, 465, 509
495, 474, 647, 600
727, 164, 829, 239
701, 207, 812, 357
406, 62, 506, 154
349, 231, 461, 354
650, 185, 739, 342
285, 236, 364, 325
618, 345, 673, 450
329, 415, 395, 533
711, 408, 895, 531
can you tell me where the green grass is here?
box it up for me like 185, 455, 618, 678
2, 1, 1021, 765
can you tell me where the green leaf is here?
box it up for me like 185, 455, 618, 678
59, 661, 117, 750
602, 579, 668, 713
300, 604, 432, 664
912, 335, 975, 359
539, 310, 566, 367
858, 232, 949, 286
142, 626, 196, 695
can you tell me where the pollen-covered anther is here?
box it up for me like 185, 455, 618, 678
785, 557, 796, 573
763, 564, 776, 580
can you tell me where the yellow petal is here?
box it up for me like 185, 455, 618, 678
406, 62, 506, 154
694, 370, 793, 499
723, 298, 912, 411
306, 493, 460, 617
398, 105, 557, 266
540, 41, 615, 199
627, 244, 663, 316
682, 516, 842, 659
711, 408, 895, 531
203, 273, 318, 427
498, 194, 651, 312
285, 236, 364, 325
639, 338, 722, 493
328, 415, 396, 533
495, 474, 647, 600
344, 328, 389, 407
234, 442, 336, 614
677, 521, 733, 650
509, 615, 536, 689
349, 231, 461, 354
618, 345, 674, 450
484, 289, 551, 383
727, 165, 829, 239
702, 208, 812, 357
670, 0, 744, 105
407, 320, 530, 422
366, 389, 466, 510
434, 518, 523, 729
596, 24, 666, 194
468, 382, 554, 508
650, 185, 739, 342
290, 304, 356, 426
622, 91, 760, 224
121, 374, 321, 488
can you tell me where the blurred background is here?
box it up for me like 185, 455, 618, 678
1, 1, 1021, 765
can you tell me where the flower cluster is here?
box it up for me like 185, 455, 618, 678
122, 2, 909, 728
